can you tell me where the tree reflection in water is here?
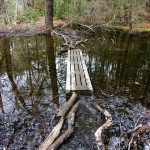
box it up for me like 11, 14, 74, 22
45, 34, 59, 108
0, 31, 149, 149
87, 31, 150, 108
2, 38, 29, 112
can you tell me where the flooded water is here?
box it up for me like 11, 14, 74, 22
0, 31, 150, 150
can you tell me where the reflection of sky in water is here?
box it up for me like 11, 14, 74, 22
1, 54, 67, 113
0, 34, 150, 114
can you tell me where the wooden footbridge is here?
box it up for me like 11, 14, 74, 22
66, 49, 93, 95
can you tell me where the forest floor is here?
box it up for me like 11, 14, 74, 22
0, 17, 67, 37
0, 17, 150, 37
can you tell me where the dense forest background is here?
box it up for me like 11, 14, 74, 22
0, 0, 150, 28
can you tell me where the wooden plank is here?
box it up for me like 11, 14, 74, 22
70, 54, 76, 91
76, 49, 87, 89
66, 49, 93, 95
66, 50, 71, 92
74, 58, 81, 87
79, 50, 93, 91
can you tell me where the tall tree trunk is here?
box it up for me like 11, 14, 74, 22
2, 0, 10, 24
45, 0, 53, 30
14, 0, 18, 24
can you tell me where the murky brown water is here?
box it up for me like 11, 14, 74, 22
0, 31, 150, 149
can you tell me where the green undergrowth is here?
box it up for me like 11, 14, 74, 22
17, 8, 43, 23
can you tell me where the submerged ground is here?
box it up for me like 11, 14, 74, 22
0, 29, 150, 149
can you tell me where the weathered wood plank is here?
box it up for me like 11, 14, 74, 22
66, 50, 71, 91
79, 50, 93, 91
66, 49, 93, 95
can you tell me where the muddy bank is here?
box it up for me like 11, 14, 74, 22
0, 25, 43, 37
0, 19, 67, 37
0, 21, 150, 38
1, 19, 150, 38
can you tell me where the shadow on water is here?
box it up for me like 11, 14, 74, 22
0, 30, 149, 149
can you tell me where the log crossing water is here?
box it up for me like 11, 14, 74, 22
66, 49, 93, 95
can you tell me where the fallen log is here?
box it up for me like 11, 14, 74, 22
74, 39, 87, 47
52, 30, 75, 49
92, 102, 112, 150
48, 101, 80, 150
38, 92, 78, 150
77, 24, 95, 33
57, 92, 78, 117
52, 30, 88, 55
38, 117, 64, 150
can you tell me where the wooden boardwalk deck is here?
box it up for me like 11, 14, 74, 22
66, 49, 93, 95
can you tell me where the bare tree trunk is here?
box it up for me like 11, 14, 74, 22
13, 0, 18, 24
45, 0, 53, 30
2, 0, 10, 24
0, 0, 4, 11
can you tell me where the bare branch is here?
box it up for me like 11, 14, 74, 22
92, 102, 112, 150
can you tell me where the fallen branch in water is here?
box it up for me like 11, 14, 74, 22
118, 113, 150, 150
74, 39, 87, 47
52, 30, 74, 49
38, 92, 78, 150
61, 34, 75, 49
48, 101, 80, 150
52, 30, 88, 55
127, 113, 150, 150
127, 115, 150, 150
127, 122, 150, 150
77, 24, 95, 33
57, 92, 78, 117
38, 118, 64, 150
92, 102, 112, 150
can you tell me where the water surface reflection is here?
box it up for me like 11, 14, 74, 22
86, 31, 150, 108
0, 31, 149, 149
0, 35, 66, 149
